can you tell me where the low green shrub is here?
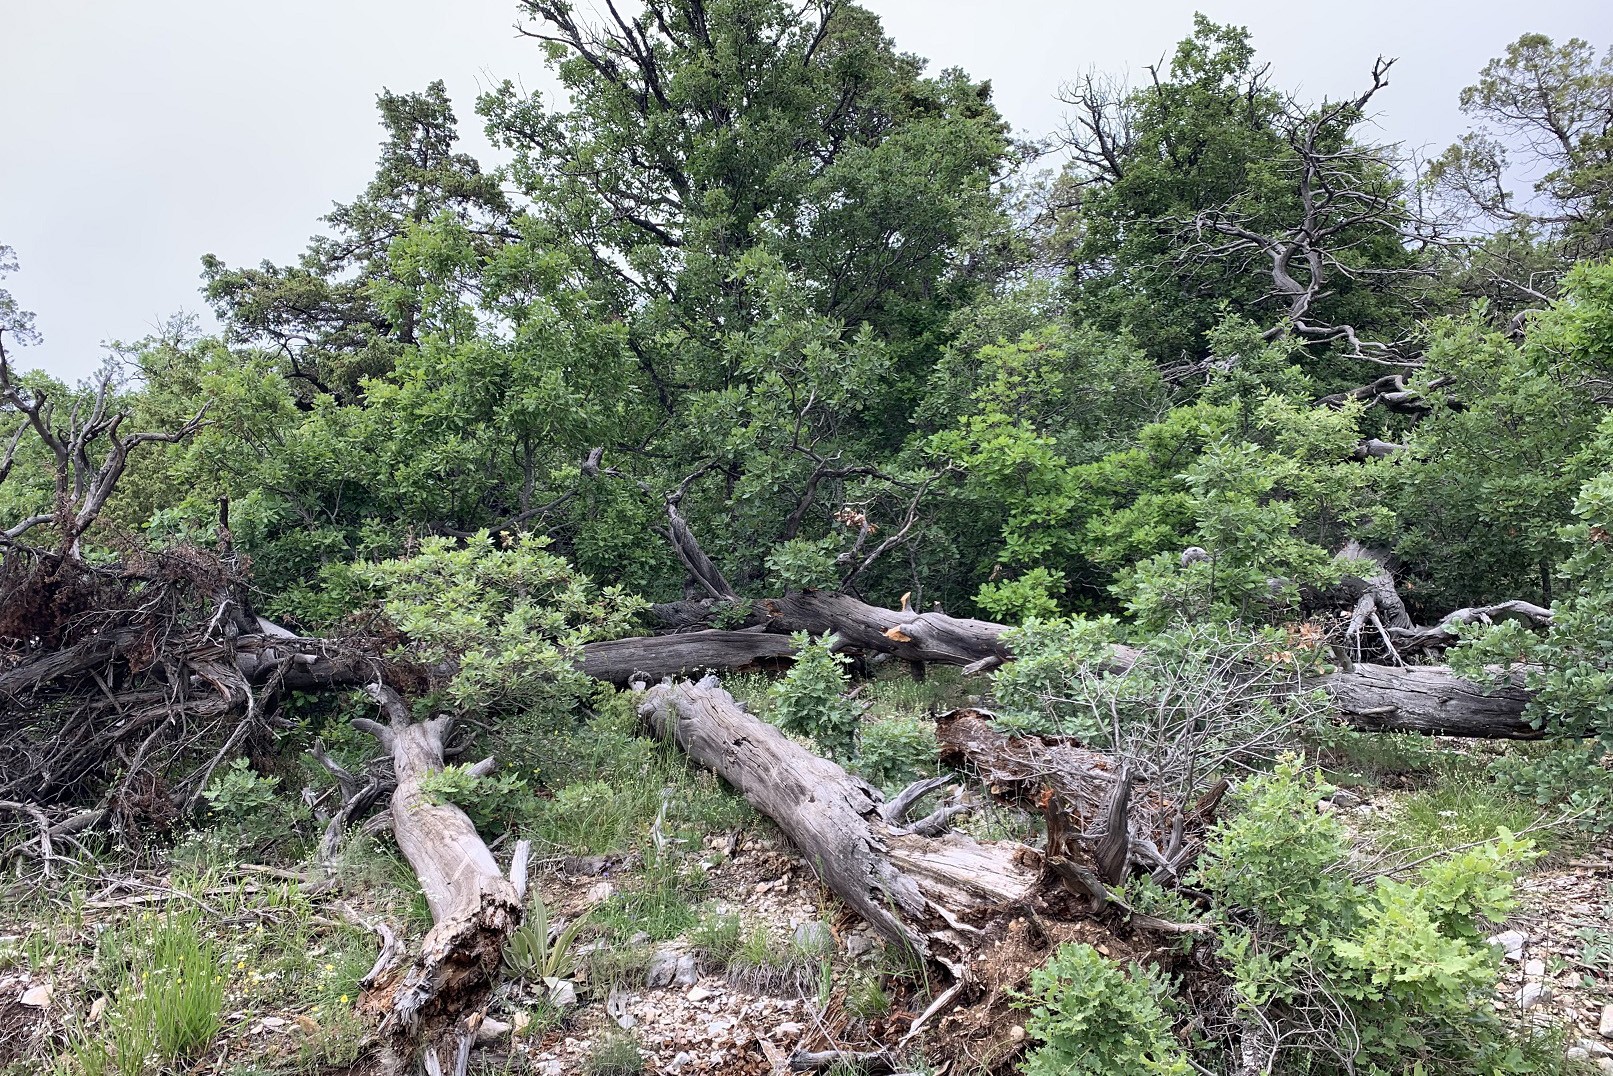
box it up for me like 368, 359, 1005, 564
418, 762, 541, 831
854, 714, 937, 793
771, 632, 861, 758
1194, 758, 1545, 1073
1491, 742, 1613, 832
1017, 942, 1189, 1076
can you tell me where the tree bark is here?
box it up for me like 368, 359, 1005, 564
636, 675, 1040, 966
354, 684, 526, 1074
581, 629, 795, 685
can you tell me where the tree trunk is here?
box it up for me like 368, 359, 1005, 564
354, 684, 526, 1075
636, 675, 1039, 967
1316, 663, 1538, 738
637, 592, 1541, 739
582, 629, 795, 685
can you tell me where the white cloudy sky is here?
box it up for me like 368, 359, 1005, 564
3, 0, 1609, 380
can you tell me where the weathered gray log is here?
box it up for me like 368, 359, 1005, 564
1316, 663, 1539, 738
649, 590, 1014, 667
354, 684, 526, 1073
637, 675, 1039, 964
581, 629, 795, 684
642, 592, 1540, 738
1388, 600, 1554, 655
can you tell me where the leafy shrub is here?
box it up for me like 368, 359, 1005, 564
976, 566, 1067, 622
765, 536, 842, 590
770, 632, 861, 758
417, 762, 539, 831
200, 758, 281, 824
854, 714, 937, 793
1452, 445, 1613, 743
1194, 758, 1541, 1073
356, 532, 644, 721
1491, 742, 1613, 832
1017, 942, 1190, 1076
1194, 759, 1356, 931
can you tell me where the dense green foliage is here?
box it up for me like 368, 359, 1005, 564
1196, 760, 1544, 1074
6, 8, 1613, 1076
1017, 942, 1189, 1076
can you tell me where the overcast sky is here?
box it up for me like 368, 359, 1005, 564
3, 0, 1609, 381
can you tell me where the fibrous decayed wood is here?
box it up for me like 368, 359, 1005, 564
636, 672, 1226, 1052
935, 709, 1226, 899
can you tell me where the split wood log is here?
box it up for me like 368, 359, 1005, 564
935, 709, 1226, 895
636, 675, 1040, 966
353, 683, 527, 1074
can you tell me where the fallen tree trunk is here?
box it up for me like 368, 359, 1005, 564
637, 675, 1040, 966
581, 628, 795, 684
637, 675, 1226, 1065
353, 684, 527, 1075
1316, 663, 1538, 738
637, 591, 1540, 739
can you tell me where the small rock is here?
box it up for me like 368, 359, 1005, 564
19, 983, 51, 1008
668, 1053, 694, 1073
1009, 1025, 1026, 1042
546, 978, 578, 1008
1525, 958, 1546, 977
260, 1016, 288, 1030
674, 953, 699, 986
687, 985, 713, 1003
793, 921, 833, 952
628, 931, 650, 945
844, 931, 876, 960
585, 881, 615, 904
1599, 1060, 1613, 1076
1570, 1048, 1591, 1061
774, 1020, 803, 1038
1583, 1040, 1613, 1057
475, 1018, 512, 1044
1488, 930, 1528, 960
1327, 790, 1363, 808
1602, 1003, 1613, 1038
1517, 982, 1552, 1010
646, 950, 681, 988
